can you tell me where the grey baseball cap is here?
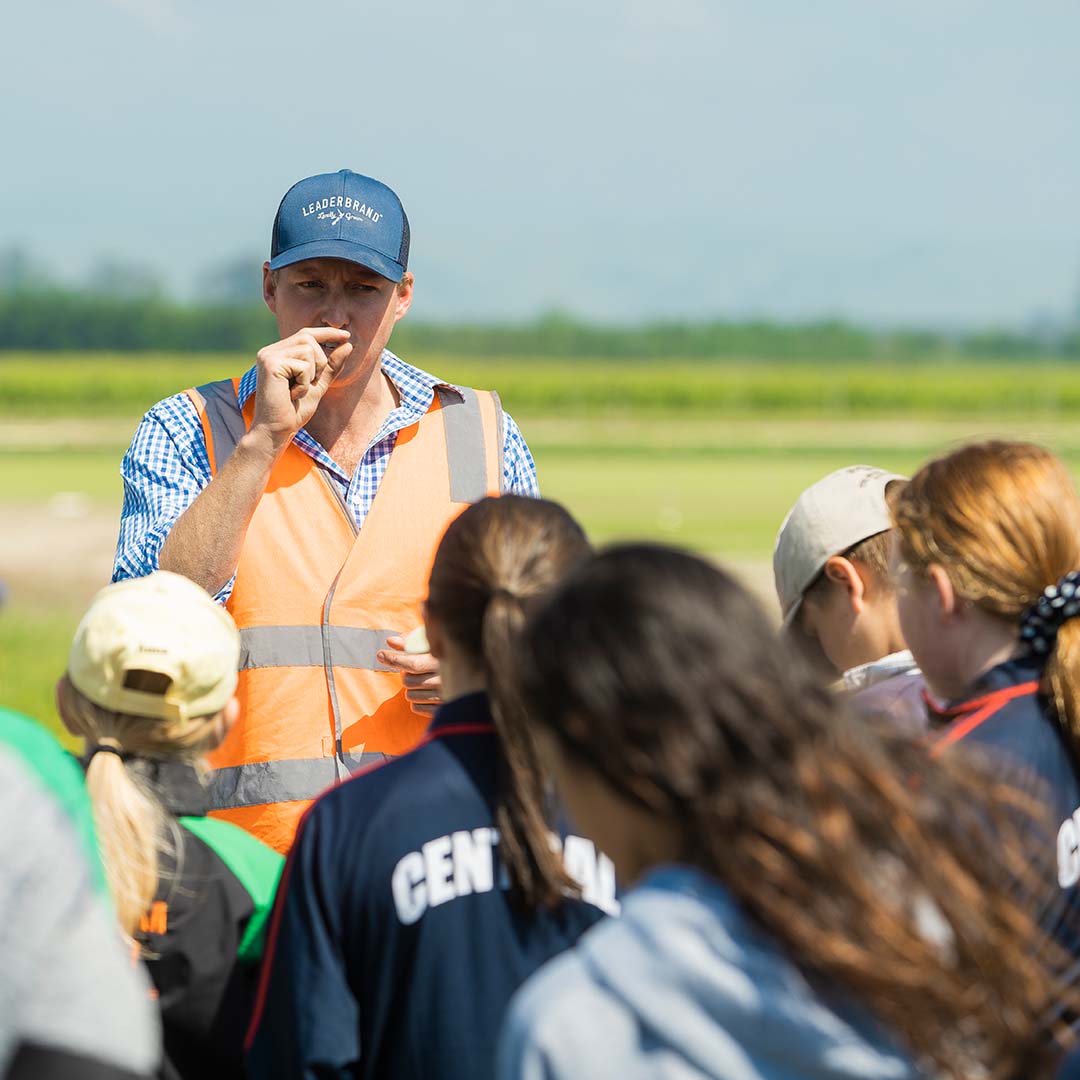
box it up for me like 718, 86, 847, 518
773, 465, 907, 629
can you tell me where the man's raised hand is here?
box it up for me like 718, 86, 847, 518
252, 328, 353, 448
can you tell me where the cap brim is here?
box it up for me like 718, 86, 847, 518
269, 238, 404, 283
781, 595, 803, 630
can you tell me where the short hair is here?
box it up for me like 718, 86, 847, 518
802, 479, 906, 604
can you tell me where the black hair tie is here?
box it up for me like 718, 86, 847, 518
1019, 571, 1080, 657
88, 742, 128, 761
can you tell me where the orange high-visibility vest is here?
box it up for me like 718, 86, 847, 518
185, 377, 504, 852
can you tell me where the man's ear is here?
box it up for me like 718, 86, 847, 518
823, 555, 867, 615
927, 564, 958, 621
262, 263, 277, 314
392, 272, 414, 324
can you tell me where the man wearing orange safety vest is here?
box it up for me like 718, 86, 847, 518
113, 170, 539, 852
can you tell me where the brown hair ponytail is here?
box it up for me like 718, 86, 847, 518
426, 496, 591, 910
1050, 620, 1080, 752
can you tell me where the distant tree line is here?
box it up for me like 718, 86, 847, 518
2, 285, 1079, 360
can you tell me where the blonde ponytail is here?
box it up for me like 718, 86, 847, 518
57, 675, 220, 942
83, 741, 168, 937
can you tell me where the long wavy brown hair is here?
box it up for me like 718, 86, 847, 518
519, 543, 1079, 1079
425, 495, 592, 910
891, 439, 1080, 757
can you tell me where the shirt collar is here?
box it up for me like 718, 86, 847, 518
237, 348, 463, 416
842, 650, 920, 693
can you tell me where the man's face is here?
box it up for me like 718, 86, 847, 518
263, 258, 413, 380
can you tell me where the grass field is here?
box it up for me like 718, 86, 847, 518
5, 351, 1080, 739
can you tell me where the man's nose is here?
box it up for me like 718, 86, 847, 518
321, 306, 350, 330
315, 282, 354, 330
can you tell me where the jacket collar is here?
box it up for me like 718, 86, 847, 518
130, 760, 210, 817
427, 691, 496, 735
926, 654, 1041, 724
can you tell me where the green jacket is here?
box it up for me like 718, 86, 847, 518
0, 706, 105, 891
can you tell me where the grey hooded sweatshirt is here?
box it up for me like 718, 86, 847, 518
497, 865, 918, 1080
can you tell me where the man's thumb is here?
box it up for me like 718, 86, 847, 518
319, 341, 352, 385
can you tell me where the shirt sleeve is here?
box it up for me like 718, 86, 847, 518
112, 394, 235, 603
501, 412, 539, 497
245, 804, 359, 1080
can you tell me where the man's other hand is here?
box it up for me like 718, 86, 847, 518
378, 635, 442, 718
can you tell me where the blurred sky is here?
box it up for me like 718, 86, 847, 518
3, 0, 1079, 325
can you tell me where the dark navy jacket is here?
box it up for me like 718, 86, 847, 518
928, 656, 1080, 956
245, 692, 617, 1080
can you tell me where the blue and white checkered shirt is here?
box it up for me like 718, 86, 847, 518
113, 349, 538, 602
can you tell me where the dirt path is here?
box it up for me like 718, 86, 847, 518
0, 417, 137, 449
0, 499, 778, 614
0, 502, 120, 609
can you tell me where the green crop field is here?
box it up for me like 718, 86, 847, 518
4, 350, 1080, 741
5, 351, 1080, 417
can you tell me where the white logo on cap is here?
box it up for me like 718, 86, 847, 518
301, 196, 382, 224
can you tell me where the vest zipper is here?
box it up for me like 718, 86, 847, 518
316, 468, 359, 537
322, 565, 351, 782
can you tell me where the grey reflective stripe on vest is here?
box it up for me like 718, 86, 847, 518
491, 389, 506, 492
195, 379, 246, 472
239, 625, 399, 671
208, 751, 389, 810
438, 386, 490, 503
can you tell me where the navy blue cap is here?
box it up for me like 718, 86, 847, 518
269, 170, 410, 282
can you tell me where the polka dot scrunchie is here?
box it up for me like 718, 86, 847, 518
1020, 571, 1080, 656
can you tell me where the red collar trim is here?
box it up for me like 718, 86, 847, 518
929, 680, 1041, 719
423, 720, 497, 740
927, 681, 1039, 759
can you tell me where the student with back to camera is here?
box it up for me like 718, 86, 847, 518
498, 543, 1080, 1080
56, 572, 283, 1080
774, 465, 926, 731
890, 440, 1080, 955
246, 496, 618, 1080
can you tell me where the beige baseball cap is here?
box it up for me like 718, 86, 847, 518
773, 465, 907, 630
68, 571, 241, 722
